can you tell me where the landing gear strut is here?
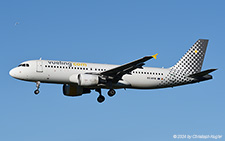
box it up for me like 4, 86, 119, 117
95, 88, 105, 103
34, 81, 40, 95
108, 89, 116, 97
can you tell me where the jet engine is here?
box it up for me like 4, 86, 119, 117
63, 84, 91, 96
78, 74, 99, 86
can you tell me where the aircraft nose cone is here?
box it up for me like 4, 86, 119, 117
9, 68, 16, 78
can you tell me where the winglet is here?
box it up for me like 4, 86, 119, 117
152, 53, 158, 59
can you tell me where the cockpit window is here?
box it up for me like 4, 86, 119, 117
18, 63, 29, 67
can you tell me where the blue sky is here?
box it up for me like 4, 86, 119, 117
0, 0, 224, 140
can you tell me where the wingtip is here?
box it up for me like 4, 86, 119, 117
152, 53, 158, 59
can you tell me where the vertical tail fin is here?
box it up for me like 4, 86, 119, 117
172, 39, 208, 74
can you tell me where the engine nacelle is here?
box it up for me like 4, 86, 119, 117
78, 74, 99, 86
63, 84, 91, 97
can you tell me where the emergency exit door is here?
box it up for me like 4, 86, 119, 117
36, 60, 43, 72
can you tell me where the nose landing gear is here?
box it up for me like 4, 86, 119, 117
34, 81, 40, 95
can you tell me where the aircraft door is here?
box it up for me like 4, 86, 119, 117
36, 60, 43, 73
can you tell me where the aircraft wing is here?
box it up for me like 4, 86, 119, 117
99, 54, 158, 83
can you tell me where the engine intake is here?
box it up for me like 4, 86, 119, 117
63, 84, 91, 96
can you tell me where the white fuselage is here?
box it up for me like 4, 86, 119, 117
9, 60, 170, 89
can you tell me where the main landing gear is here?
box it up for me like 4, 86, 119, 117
95, 88, 116, 103
34, 81, 40, 95
108, 89, 116, 97
96, 88, 105, 103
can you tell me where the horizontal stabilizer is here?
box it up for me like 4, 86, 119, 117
187, 69, 217, 78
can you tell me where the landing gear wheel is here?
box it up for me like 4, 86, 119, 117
34, 81, 40, 95
97, 95, 105, 103
108, 89, 116, 97
34, 89, 39, 95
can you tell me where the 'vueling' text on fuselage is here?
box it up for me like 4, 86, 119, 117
48, 61, 87, 67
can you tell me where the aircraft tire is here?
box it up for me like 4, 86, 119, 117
34, 90, 39, 95
108, 89, 116, 97
97, 95, 105, 103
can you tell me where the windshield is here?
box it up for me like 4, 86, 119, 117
18, 63, 29, 67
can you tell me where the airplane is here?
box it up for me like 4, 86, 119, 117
9, 39, 217, 103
